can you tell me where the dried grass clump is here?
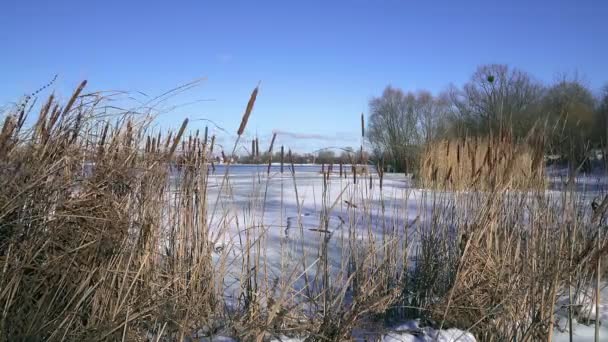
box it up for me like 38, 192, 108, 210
3, 82, 608, 342
417, 188, 608, 341
0, 83, 220, 341
420, 133, 546, 190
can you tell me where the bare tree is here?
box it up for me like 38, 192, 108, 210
417, 90, 451, 143
594, 84, 608, 148
367, 86, 420, 172
450, 64, 542, 137
542, 77, 596, 167
339, 147, 355, 163
316, 149, 336, 164
368, 86, 449, 172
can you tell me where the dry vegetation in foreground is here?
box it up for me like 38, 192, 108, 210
1, 82, 608, 341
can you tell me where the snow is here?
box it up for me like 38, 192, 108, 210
381, 320, 476, 341
200, 167, 476, 341
194, 165, 608, 341
264, 321, 477, 342
199, 337, 237, 342
553, 283, 608, 341
553, 319, 608, 342
204, 167, 423, 295
548, 165, 608, 341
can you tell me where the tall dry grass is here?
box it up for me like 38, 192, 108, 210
1, 81, 607, 342
0, 83, 223, 341
411, 129, 607, 341
419, 132, 546, 190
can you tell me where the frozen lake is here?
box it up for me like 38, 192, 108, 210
187, 164, 608, 341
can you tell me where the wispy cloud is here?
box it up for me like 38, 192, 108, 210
216, 53, 233, 64
273, 130, 358, 143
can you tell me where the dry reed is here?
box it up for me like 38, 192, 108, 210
419, 133, 546, 190
1, 83, 606, 342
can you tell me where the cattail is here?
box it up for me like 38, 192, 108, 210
221, 150, 227, 163
379, 159, 384, 190
168, 118, 188, 157
151, 137, 157, 153
471, 148, 476, 177
0, 116, 16, 153
531, 144, 543, 175
268, 133, 277, 152
502, 154, 517, 187
358, 146, 362, 164
63, 80, 87, 116
255, 138, 260, 158
353, 165, 357, 184
197, 138, 203, 161
445, 166, 453, 185
237, 85, 259, 135
99, 122, 109, 155
280, 145, 284, 173
361, 113, 365, 137
36, 95, 54, 140
165, 131, 173, 149
288, 149, 295, 175
369, 174, 372, 190
69, 110, 83, 144
251, 139, 256, 157
339, 162, 343, 177
125, 120, 133, 147
267, 133, 277, 175
48, 104, 61, 132
210, 135, 216, 154
204, 126, 208, 145
483, 143, 490, 167
16, 107, 27, 132
266, 157, 272, 175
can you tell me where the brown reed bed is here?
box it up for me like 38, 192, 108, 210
0, 83, 225, 341
419, 132, 546, 190
0, 82, 607, 342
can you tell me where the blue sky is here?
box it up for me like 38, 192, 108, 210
1, 0, 607, 152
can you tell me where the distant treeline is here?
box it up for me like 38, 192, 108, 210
235, 147, 371, 165
367, 64, 608, 172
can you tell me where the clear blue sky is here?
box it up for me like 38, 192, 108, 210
1, 0, 606, 152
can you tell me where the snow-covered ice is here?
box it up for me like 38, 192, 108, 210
553, 283, 608, 341
376, 320, 475, 341
192, 165, 608, 341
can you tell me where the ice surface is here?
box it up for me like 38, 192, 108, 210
194, 165, 608, 341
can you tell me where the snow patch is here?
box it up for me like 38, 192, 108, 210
199, 337, 237, 342
382, 321, 476, 342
